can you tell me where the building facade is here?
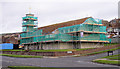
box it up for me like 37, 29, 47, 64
20, 13, 111, 50
107, 18, 120, 43
1, 32, 21, 44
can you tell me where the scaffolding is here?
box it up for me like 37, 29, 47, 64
22, 14, 38, 32
58, 18, 106, 34
58, 24, 107, 34
20, 29, 42, 38
20, 17, 111, 45
20, 33, 111, 44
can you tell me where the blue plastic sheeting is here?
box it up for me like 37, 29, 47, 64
0, 43, 13, 49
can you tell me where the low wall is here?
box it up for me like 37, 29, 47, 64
111, 38, 120, 43
1, 44, 120, 56
24, 42, 103, 50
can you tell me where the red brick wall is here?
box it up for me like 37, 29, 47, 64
1, 44, 119, 56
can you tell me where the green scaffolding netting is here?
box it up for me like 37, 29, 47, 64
58, 24, 107, 34
22, 21, 38, 26
20, 29, 42, 38
23, 16, 37, 20
20, 18, 111, 44
76, 34, 111, 41
58, 18, 106, 34
33, 33, 73, 42
20, 38, 33, 44
22, 16, 38, 32
22, 27, 38, 32
84, 18, 102, 24
20, 33, 111, 44
20, 33, 73, 44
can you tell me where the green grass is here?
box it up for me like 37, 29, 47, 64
30, 48, 95, 52
108, 57, 120, 60
0, 48, 94, 52
102, 54, 120, 60
8, 66, 66, 69
104, 43, 118, 46
0, 49, 25, 51
93, 60, 120, 65
93, 54, 120, 65
0, 54, 43, 58
86, 47, 120, 55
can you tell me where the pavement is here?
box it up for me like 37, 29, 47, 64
1, 49, 120, 68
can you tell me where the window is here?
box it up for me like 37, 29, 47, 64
70, 28, 73, 32
113, 20, 116, 23
119, 20, 120, 23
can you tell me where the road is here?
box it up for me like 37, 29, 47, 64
1, 49, 119, 67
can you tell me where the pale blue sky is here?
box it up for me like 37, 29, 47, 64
0, 0, 119, 34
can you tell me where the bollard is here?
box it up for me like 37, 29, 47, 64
107, 51, 113, 56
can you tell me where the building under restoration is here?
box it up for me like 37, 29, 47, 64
20, 13, 111, 50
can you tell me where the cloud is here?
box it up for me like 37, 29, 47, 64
0, 0, 118, 34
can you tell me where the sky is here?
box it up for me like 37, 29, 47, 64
0, 0, 119, 34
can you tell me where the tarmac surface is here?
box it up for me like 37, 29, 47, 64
1, 49, 120, 68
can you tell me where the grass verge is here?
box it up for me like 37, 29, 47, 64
30, 48, 95, 52
104, 43, 118, 46
0, 54, 43, 58
0, 49, 25, 51
93, 60, 120, 65
1, 48, 94, 52
102, 54, 120, 60
93, 54, 120, 65
86, 47, 120, 55
74, 47, 120, 57
8, 66, 66, 69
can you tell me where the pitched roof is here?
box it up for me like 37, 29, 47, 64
109, 18, 120, 28
38, 17, 91, 34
